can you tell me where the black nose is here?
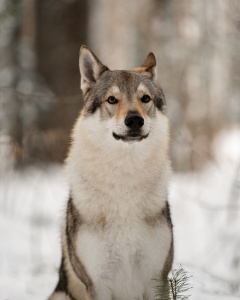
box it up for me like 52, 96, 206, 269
124, 113, 144, 130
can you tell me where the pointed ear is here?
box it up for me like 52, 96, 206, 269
133, 52, 157, 80
79, 45, 109, 97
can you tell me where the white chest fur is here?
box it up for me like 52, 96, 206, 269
65, 114, 172, 300
76, 218, 171, 300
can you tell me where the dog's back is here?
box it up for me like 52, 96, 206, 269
48, 46, 173, 300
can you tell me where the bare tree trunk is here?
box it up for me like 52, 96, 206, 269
0, 0, 22, 169
35, 0, 88, 161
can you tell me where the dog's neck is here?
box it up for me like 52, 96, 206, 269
65, 115, 171, 213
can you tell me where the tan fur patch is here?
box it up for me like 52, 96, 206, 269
132, 66, 149, 73
115, 99, 130, 123
134, 99, 148, 119
81, 106, 88, 118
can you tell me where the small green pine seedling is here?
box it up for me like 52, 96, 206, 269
154, 266, 193, 300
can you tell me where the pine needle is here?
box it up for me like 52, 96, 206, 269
154, 266, 193, 300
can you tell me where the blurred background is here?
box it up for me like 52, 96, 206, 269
0, 0, 240, 299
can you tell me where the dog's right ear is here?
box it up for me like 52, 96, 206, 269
79, 46, 109, 97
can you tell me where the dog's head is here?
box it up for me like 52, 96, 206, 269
78, 46, 168, 147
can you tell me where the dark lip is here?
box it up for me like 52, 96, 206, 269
113, 132, 149, 142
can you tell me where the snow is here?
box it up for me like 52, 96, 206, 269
0, 128, 240, 300
170, 127, 240, 299
0, 165, 67, 300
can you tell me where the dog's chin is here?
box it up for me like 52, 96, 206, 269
112, 132, 149, 142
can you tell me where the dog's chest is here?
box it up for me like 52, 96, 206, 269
68, 141, 171, 299
76, 218, 171, 300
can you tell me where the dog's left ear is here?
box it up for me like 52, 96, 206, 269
79, 46, 109, 97
133, 52, 157, 80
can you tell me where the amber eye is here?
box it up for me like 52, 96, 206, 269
141, 95, 151, 103
107, 96, 118, 104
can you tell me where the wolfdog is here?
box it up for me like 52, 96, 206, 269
48, 46, 173, 300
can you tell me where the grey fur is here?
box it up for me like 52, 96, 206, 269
49, 198, 95, 300
66, 198, 95, 298
84, 70, 166, 119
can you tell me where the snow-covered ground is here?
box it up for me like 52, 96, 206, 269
0, 128, 240, 300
